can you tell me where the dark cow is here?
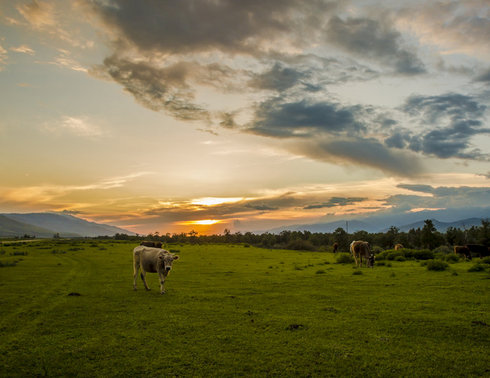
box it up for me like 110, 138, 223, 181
465, 244, 490, 259
350, 241, 372, 267
454, 246, 471, 260
140, 241, 163, 248
333, 243, 338, 253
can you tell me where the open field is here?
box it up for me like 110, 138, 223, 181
0, 240, 489, 377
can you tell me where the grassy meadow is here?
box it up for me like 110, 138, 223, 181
0, 240, 489, 377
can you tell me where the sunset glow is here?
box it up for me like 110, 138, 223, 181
190, 198, 244, 206
0, 1, 489, 235
179, 220, 223, 226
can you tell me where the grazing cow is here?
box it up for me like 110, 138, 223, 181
368, 253, 375, 268
454, 246, 471, 260
140, 241, 163, 248
133, 246, 179, 294
333, 243, 338, 253
350, 241, 371, 267
465, 244, 490, 259
394, 244, 404, 250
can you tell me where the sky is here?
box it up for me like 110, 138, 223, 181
0, 0, 489, 235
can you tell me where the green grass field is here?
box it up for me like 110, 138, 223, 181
0, 240, 489, 377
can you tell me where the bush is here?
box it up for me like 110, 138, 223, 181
433, 245, 452, 255
315, 270, 326, 274
285, 239, 316, 251
409, 250, 434, 260
336, 253, 354, 264
468, 264, 487, 272
445, 254, 460, 263
394, 256, 406, 262
352, 270, 363, 275
426, 260, 449, 271
481, 257, 490, 264
11, 251, 28, 256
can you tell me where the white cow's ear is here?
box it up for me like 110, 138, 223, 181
173, 255, 179, 260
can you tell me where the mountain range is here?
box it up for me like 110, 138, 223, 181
0, 212, 135, 238
266, 207, 490, 234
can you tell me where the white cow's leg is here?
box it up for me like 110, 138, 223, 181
140, 270, 150, 291
133, 260, 140, 290
159, 272, 166, 294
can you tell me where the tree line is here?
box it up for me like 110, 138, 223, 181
112, 219, 490, 252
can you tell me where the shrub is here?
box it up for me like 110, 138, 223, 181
468, 264, 487, 272
11, 251, 28, 256
410, 250, 434, 260
352, 270, 363, 275
336, 253, 354, 264
445, 254, 460, 263
285, 239, 316, 251
315, 270, 326, 274
481, 257, 490, 265
433, 245, 452, 255
426, 260, 449, 271
394, 256, 406, 262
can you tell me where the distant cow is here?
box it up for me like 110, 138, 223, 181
454, 246, 471, 260
333, 243, 339, 253
465, 244, 490, 259
140, 241, 163, 248
350, 241, 372, 267
394, 244, 404, 250
133, 246, 179, 294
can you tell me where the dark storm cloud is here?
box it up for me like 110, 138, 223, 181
475, 68, 490, 83
304, 197, 366, 209
249, 63, 310, 92
326, 16, 426, 75
388, 184, 490, 210
88, 0, 326, 55
401, 93, 489, 159
249, 97, 365, 138
292, 137, 423, 176
384, 131, 410, 149
98, 55, 209, 121
397, 184, 435, 194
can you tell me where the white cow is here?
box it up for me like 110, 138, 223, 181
133, 246, 179, 294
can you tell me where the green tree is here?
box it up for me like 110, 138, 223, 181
421, 219, 437, 249
478, 219, 490, 246
333, 227, 349, 252
446, 227, 465, 246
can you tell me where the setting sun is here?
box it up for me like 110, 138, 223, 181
179, 219, 222, 226
190, 198, 244, 206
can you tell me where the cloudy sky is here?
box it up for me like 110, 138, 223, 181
0, 0, 489, 235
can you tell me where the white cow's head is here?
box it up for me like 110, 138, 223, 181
159, 252, 179, 273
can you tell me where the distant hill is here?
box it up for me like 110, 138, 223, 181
0, 213, 135, 238
0, 215, 58, 238
267, 219, 375, 234
395, 218, 486, 233
265, 207, 490, 234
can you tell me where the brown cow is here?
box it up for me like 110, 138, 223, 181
454, 246, 471, 260
140, 241, 163, 248
350, 241, 372, 267
333, 243, 338, 253
394, 244, 404, 250
465, 244, 489, 259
